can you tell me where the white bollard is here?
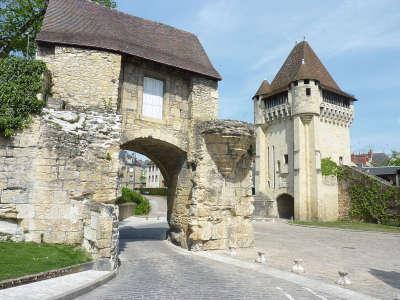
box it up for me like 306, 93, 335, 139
228, 246, 237, 257
336, 271, 351, 286
272, 218, 275, 224
291, 259, 305, 274
255, 251, 266, 264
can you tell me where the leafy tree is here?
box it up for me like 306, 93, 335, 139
0, 57, 47, 137
387, 151, 400, 166
0, 0, 117, 58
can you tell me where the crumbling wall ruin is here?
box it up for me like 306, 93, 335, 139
0, 45, 255, 268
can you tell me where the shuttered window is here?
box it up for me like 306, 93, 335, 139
143, 77, 164, 119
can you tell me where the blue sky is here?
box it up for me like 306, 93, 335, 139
116, 0, 400, 153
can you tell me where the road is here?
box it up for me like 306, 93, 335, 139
77, 217, 340, 300
146, 195, 167, 218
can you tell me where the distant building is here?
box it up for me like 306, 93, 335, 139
119, 151, 146, 189
145, 161, 165, 188
361, 166, 400, 187
351, 150, 388, 167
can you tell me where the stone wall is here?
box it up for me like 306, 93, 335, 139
0, 43, 256, 266
39, 45, 121, 111
0, 45, 122, 266
338, 166, 400, 221
188, 120, 255, 250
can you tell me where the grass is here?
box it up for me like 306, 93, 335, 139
0, 242, 91, 281
290, 220, 400, 233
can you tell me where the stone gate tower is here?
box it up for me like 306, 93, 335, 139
253, 41, 356, 221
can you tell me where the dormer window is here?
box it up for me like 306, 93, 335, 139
304, 79, 310, 84
306, 88, 311, 96
294, 81, 298, 86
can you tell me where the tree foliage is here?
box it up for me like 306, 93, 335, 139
0, 57, 48, 137
0, 0, 117, 58
387, 151, 400, 166
321, 157, 342, 177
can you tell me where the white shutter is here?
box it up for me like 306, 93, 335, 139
143, 77, 163, 119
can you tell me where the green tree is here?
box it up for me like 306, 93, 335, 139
388, 151, 400, 166
0, 0, 117, 58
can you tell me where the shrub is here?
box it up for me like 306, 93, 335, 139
117, 187, 151, 215
139, 188, 167, 196
134, 198, 151, 215
0, 57, 48, 137
321, 157, 343, 177
117, 187, 144, 204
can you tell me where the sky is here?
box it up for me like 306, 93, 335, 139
116, 0, 400, 154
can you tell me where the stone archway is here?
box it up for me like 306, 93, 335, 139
276, 193, 294, 219
120, 137, 191, 248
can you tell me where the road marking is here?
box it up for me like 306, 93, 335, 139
276, 286, 295, 300
303, 287, 328, 300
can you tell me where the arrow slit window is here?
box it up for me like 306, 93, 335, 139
143, 77, 164, 119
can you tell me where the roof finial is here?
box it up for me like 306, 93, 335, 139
303, 36, 306, 41
295, 40, 297, 45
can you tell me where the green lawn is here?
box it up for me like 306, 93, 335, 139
291, 220, 400, 233
0, 242, 91, 281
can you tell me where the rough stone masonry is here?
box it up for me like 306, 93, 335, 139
0, 44, 255, 267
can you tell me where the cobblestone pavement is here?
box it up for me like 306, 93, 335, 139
216, 220, 400, 300
77, 218, 342, 300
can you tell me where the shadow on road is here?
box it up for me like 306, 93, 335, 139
369, 269, 400, 289
119, 224, 168, 252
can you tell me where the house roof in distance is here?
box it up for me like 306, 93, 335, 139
36, 0, 221, 80
255, 41, 355, 99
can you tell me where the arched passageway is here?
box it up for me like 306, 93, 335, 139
276, 194, 294, 219
120, 137, 190, 247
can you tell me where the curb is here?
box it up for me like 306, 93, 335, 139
288, 223, 400, 235
0, 261, 95, 290
51, 268, 118, 300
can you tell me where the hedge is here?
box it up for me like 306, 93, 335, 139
139, 188, 167, 196
116, 187, 151, 215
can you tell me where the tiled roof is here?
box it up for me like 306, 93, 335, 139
254, 80, 271, 97
36, 0, 221, 80
256, 41, 355, 99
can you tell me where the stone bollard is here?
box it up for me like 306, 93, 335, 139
272, 218, 275, 224
336, 271, 351, 286
228, 246, 237, 257
255, 251, 266, 264
291, 259, 305, 274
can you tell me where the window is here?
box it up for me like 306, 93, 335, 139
304, 79, 310, 84
294, 81, 298, 86
143, 77, 164, 119
284, 154, 289, 164
306, 88, 311, 96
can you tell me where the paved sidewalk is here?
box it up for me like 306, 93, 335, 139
0, 270, 110, 300
212, 219, 400, 300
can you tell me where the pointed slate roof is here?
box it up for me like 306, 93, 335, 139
36, 0, 221, 80
257, 41, 354, 99
254, 80, 271, 97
